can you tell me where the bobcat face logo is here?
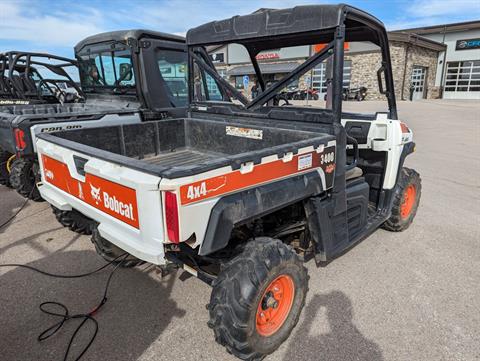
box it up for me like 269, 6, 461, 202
45, 169, 54, 180
90, 183, 101, 204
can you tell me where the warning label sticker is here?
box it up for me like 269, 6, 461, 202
297, 153, 313, 170
226, 126, 263, 140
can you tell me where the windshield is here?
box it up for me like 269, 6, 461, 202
77, 42, 135, 93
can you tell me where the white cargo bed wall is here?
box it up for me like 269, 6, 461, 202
36, 138, 167, 264
159, 141, 334, 250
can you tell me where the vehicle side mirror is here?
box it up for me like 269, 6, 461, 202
119, 63, 132, 81
377, 65, 386, 94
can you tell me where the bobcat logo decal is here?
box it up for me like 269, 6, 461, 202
90, 183, 101, 204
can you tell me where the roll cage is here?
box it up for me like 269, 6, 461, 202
0, 51, 83, 102
186, 4, 398, 121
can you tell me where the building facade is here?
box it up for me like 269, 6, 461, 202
402, 21, 480, 100
209, 20, 480, 101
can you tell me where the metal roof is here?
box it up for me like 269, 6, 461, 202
75, 29, 185, 52
227, 62, 300, 76
388, 32, 446, 52
396, 20, 480, 35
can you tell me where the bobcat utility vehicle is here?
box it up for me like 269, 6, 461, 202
0, 30, 187, 233
36, 5, 421, 360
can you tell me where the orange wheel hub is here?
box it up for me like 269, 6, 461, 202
256, 274, 295, 337
400, 184, 416, 219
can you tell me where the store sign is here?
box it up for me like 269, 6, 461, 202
256, 52, 280, 60
456, 38, 480, 51
210, 53, 225, 63
313, 42, 350, 53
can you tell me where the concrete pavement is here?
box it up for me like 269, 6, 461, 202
0, 99, 479, 361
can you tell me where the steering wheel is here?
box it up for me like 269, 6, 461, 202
41, 79, 71, 103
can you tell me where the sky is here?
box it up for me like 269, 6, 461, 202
1, 0, 480, 58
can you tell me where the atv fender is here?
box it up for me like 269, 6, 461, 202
198, 172, 324, 256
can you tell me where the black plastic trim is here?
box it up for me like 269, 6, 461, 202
199, 172, 325, 256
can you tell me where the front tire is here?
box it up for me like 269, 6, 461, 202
91, 228, 140, 267
9, 158, 43, 201
382, 167, 421, 232
52, 206, 95, 235
208, 237, 308, 360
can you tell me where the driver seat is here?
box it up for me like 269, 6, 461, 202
346, 167, 363, 181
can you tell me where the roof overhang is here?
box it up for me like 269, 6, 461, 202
388, 32, 446, 52
396, 20, 480, 35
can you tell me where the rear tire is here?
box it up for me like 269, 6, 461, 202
91, 228, 140, 267
52, 206, 95, 235
0, 149, 14, 187
382, 167, 421, 232
9, 158, 43, 201
208, 237, 308, 360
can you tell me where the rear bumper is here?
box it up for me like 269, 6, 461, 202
37, 139, 167, 265
40, 183, 167, 265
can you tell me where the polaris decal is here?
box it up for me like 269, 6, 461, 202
41, 155, 139, 228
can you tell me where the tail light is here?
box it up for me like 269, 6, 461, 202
14, 128, 26, 151
165, 191, 179, 243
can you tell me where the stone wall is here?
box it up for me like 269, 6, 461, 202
348, 41, 440, 100
401, 42, 441, 100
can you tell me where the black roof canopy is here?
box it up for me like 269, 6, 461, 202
186, 4, 387, 50
75, 29, 185, 52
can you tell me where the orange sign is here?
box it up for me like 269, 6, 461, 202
313, 42, 349, 53
41, 155, 139, 228
180, 152, 320, 205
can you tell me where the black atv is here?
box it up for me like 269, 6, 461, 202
343, 86, 367, 101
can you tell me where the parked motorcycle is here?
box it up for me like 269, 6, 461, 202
343, 86, 367, 101
292, 88, 319, 100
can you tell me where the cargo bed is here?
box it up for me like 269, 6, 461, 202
39, 117, 334, 178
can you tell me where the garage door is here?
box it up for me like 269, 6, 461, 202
444, 60, 480, 100
312, 60, 351, 98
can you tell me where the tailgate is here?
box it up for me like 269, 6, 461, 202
36, 138, 167, 264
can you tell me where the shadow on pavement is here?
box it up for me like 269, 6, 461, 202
0, 250, 186, 361
283, 291, 383, 361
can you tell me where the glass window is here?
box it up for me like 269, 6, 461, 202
235, 76, 245, 89
78, 44, 135, 90
156, 49, 188, 107
311, 59, 351, 94
445, 60, 480, 92
203, 73, 223, 101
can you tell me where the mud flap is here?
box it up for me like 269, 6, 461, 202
304, 197, 334, 264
